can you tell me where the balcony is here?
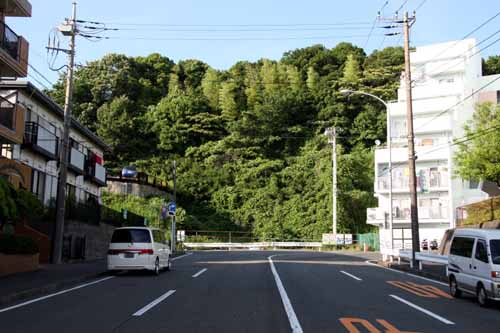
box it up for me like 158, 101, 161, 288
0, 94, 24, 144
0, 21, 29, 77
23, 122, 58, 160
0, 0, 32, 17
69, 147, 85, 174
367, 207, 387, 225
84, 155, 107, 187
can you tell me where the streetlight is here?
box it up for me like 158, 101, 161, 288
340, 89, 394, 257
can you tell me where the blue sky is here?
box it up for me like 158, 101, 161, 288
8, 0, 500, 88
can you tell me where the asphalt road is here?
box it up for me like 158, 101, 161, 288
1, 251, 499, 332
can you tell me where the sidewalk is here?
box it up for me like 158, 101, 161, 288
0, 260, 108, 307
382, 259, 448, 282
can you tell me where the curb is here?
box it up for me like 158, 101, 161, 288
0, 270, 109, 307
382, 261, 449, 283
0, 252, 188, 308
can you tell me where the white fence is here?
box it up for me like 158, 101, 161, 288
383, 248, 448, 270
183, 241, 322, 249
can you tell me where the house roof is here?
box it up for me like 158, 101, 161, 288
0, 80, 110, 151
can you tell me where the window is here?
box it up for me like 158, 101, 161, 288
111, 229, 151, 243
490, 240, 500, 265
450, 237, 475, 258
475, 240, 488, 263
1, 144, 13, 158
31, 169, 46, 202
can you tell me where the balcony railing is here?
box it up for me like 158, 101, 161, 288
0, 21, 28, 77
84, 156, 107, 186
23, 122, 58, 160
0, 95, 15, 130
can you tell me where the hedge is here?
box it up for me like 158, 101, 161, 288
0, 234, 39, 255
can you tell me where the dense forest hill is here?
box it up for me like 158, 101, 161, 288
49, 43, 407, 239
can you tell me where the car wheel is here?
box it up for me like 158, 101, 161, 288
153, 258, 160, 276
477, 284, 490, 307
166, 257, 171, 271
449, 276, 461, 298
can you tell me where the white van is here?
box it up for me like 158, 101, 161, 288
107, 227, 171, 275
447, 228, 500, 306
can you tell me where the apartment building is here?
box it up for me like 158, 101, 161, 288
367, 39, 500, 253
0, 0, 31, 188
1, 81, 108, 205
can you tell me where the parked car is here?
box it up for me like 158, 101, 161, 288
447, 228, 500, 306
107, 227, 171, 275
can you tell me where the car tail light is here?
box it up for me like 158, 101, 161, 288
108, 249, 122, 255
138, 249, 154, 255
492, 271, 500, 278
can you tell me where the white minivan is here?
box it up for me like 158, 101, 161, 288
447, 228, 500, 306
107, 227, 171, 275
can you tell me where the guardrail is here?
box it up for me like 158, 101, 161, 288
183, 241, 323, 249
385, 249, 448, 270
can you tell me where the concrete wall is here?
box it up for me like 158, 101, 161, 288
64, 220, 115, 261
105, 181, 172, 199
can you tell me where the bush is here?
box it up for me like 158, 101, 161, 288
15, 189, 45, 221
0, 178, 17, 222
0, 234, 39, 255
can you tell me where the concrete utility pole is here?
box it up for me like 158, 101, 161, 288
402, 11, 420, 268
171, 160, 177, 254
52, 2, 77, 264
325, 127, 337, 237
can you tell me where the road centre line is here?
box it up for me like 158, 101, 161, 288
268, 255, 303, 333
340, 271, 362, 281
172, 253, 192, 261
192, 268, 207, 278
365, 260, 449, 287
132, 290, 176, 316
0, 276, 115, 314
389, 294, 455, 325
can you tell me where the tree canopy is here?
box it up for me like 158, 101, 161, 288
49, 43, 406, 238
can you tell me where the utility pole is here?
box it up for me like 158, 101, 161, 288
325, 127, 337, 237
402, 11, 420, 268
170, 160, 177, 254
51, 2, 77, 264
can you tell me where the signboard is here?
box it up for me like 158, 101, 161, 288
161, 204, 168, 219
168, 202, 176, 216
323, 233, 353, 245
322, 233, 336, 245
177, 230, 186, 242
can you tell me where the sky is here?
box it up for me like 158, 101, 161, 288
8, 0, 500, 89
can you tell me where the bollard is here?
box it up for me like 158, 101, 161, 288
363, 243, 369, 252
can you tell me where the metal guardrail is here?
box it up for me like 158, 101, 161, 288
183, 242, 323, 249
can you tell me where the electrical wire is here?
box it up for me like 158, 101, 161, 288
364, 0, 389, 49
414, 0, 428, 12
79, 20, 373, 27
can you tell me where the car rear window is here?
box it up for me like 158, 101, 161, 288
490, 240, 500, 265
111, 229, 151, 243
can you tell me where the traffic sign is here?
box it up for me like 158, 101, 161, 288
168, 202, 176, 216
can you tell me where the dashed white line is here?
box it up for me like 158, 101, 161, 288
132, 290, 176, 316
172, 253, 192, 261
340, 270, 362, 281
268, 255, 303, 333
389, 294, 455, 325
192, 268, 207, 278
0, 276, 115, 313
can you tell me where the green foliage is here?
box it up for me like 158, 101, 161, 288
0, 178, 17, 222
455, 103, 500, 186
15, 189, 44, 221
0, 234, 39, 255
483, 56, 500, 76
49, 42, 408, 238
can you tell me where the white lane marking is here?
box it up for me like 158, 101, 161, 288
132, 290, 176, 316
192, 268, 207, 278
268, 255, 303, 333
340, 270, 362, 281
389, 295, 455, 325
172, 252, 192, 261
0, 276, 115, 313
365, 260, 448, 287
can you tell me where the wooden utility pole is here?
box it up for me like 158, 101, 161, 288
403, 11, 420, 268
52, 2, 77, 264
325, 127, 337, 237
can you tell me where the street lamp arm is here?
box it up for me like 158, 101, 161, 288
342, 89, 389, 108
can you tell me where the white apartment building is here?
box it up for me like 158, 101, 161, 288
0, 80, 108, 206
367, 39, 500, 253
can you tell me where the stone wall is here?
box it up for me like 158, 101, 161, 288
105, 181, 172, 199
64, 220, 116, 260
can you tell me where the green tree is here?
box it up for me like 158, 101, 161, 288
483, 56, 500, 76
201, 68, 220, 109
342, 54, 362, 85
455, 103, 500, 186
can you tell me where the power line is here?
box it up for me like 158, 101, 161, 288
413, 75, 500, 132
28, 63, 55, 87
414, 0, 428, 11
104, 26, 374, 32
396, 0, 411, 13
98, 34, 385, 41
364, 0, 389, 49
80, 20, 373, 27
